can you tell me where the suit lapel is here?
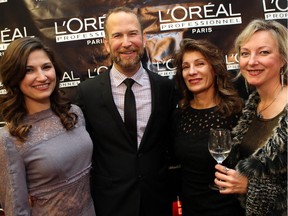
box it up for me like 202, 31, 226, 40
100, 71, 136, 149
100, 71, 126, 128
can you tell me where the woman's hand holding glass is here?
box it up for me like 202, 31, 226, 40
214, 164, 248, 194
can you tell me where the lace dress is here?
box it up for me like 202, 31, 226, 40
0, 105, 95, 216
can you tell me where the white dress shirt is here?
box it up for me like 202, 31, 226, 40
110, 64, 152, 148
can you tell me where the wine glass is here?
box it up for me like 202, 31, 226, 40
208, 128, 232, 190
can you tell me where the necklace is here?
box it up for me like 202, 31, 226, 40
257, 87, 283, 118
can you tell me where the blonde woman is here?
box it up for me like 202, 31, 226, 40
215, 19, 287, 216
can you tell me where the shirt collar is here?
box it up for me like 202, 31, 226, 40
111, 63, 146, 87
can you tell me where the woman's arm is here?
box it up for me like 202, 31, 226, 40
0, 130, 31, 215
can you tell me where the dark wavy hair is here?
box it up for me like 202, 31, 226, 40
0, 37, 77, 142
174, 38, 243, 117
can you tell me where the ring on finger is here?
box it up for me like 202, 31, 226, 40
224, 167, 230, 172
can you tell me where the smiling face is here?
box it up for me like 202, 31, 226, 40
20, 49, 56, 113
104, 11, 145, 76
182, 51, 216, 96
239, 30, 285, 89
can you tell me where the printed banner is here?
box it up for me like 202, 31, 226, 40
0, 1, 287, 213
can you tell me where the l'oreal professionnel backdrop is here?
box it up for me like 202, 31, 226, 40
0, 0, 287, 215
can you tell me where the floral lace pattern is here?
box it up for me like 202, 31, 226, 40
31, 171, 93, 215
0, 105, 95, 215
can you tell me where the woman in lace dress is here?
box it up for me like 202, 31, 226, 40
173, 38, 244, 216
0, 37, 96, 216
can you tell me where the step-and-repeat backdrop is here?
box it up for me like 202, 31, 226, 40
0, 0, 287, 214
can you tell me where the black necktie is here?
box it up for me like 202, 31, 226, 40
123, 78, 137, 144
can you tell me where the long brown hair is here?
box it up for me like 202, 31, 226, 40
0, 37, 77, 142
174, 38, 243, 117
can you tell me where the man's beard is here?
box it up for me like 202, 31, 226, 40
111, 51, 143, 70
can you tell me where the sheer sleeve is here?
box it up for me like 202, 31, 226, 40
0, 129, 31, 216
236, 110, 287, 215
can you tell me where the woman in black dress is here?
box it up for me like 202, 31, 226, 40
173, 38, 244, 216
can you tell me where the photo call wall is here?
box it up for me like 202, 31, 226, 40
0, 0, 287, 214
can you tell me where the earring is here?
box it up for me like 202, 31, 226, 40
244, 78, 250, 94
280, 67, 284, 87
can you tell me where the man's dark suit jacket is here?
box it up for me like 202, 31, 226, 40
77, 68, 176, 216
